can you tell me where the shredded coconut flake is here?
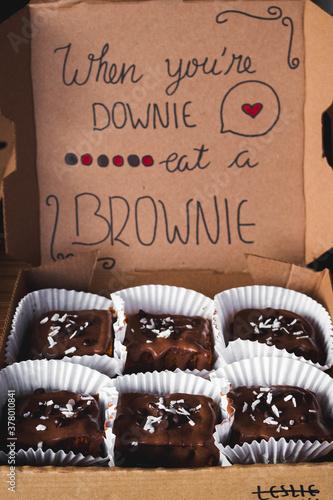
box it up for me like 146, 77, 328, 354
271, 404, 280, 418
263, 417, 279, 425
143, 416, 163, 433
36, 424, 47, 431
156, 329, 172, 339
251, 400, 260, 411
266, 392, 273, 405
47, 336, 57, 348
40, 317, 49, 324
51, 313, 60, 322
64, 346, 77, 355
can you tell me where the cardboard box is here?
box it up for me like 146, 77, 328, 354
1, 254, 333, 499
0, 0, 333, 498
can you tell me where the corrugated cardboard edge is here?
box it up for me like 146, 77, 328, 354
304, 0, 333, 265
0, 463, 332, 500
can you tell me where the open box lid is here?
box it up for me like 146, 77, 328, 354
0, 0, 332, 273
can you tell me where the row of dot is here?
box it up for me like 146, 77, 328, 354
65, 153, 154, 168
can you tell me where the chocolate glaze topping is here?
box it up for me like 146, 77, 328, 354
124, 310, 213, 373
230, 308, 324, 364
26, 310, 113, 360
0, 389, 105, 457
113, 392, 219, 467
227, 385, 333, 446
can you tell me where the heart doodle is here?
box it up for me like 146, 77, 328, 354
242, 103, 263, 119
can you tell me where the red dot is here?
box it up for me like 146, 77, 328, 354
113, 155, 124, 167
81, 154, 92, 165
142, 155, 154, 167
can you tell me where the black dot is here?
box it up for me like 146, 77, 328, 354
128, 154, 140, 167
65, 153, 78, 166
0, 141, 7, 150
97, 154, 109, 168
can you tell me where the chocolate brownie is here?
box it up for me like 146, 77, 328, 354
113, 392, 219, 467
230, 308, 324, 364
0, 389, 105, 457
123, 310, 213, 373
25, 310, 113, 360
227, 385, 333, 446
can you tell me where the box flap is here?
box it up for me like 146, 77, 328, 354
0, 4, 40, 265
0, 0, 311, 273
1, 0, 333, 276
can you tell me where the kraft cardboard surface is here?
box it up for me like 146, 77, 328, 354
1, 0, 311, 272
1, 463, 333, 500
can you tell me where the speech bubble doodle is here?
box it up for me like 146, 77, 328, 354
220, 80, 280, 137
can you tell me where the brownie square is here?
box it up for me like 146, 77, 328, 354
0, 389, 105, 457
24, 309, 113, 360
227, 385, 333, 446
123, 310, 213, 373
230, 308, 324, 364
113, 392, 219, 467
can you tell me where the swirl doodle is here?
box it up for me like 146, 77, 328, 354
216, 5, 299, 70
97, 257, 116, 270
46, 195, 74, 262
282, 16, 299, 69
216, 6, 282, 24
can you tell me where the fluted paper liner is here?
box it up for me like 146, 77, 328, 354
112, 284, 221, 376
6, 288, 119, 378
0, 360, 117, 466
105, 370, 231, 467
213, 285, 333, 370
211, 357, 333, 464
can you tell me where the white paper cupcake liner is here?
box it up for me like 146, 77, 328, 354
6, 288, 119, 378
213, 285, 333, 370
112, 284, 221, 377
105, 370, 231, 467
0, 360, 117, 466
211, 357, 333, 464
